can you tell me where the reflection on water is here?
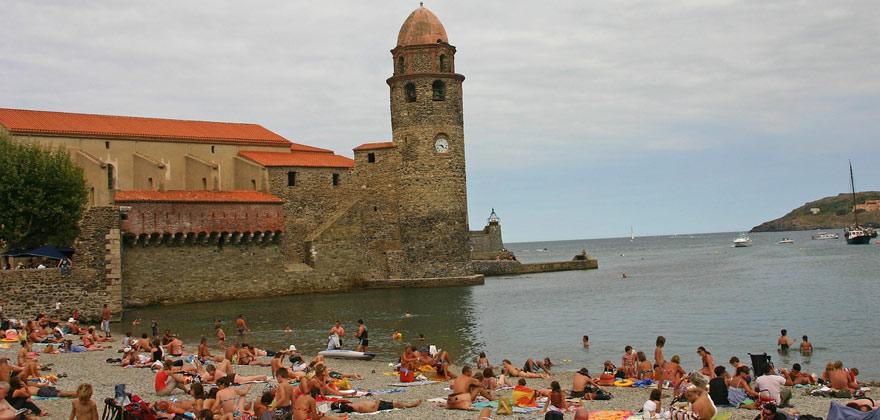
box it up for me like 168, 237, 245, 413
123, 286, 483, 363
123, 231, 880, 379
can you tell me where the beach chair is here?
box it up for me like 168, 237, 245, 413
102, 398, 124, 420
749, 353, 771, 377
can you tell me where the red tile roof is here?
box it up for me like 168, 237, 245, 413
115, 190, 285, 204
0, 107, 292, 147
353, 141, 395, 151
238, 151, 354, 168
290, 143, 333, 154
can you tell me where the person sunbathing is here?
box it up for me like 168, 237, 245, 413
783, 364, 816, 385
571, 368, 601, 399
541, 381, 574, 418
203, 364, 266, 385
163, 336, 184, 357
215, 377, 252, 419
845, 398, 879, 412
523, 357, 553, 375
293, 388, 347, 420
447, 366, 492, 410
728, 366, 759, 409
331, 399, 421, 414
476, 352, 492, 370
309, 364, 344, 397
502, 359, 548, 379
829, 361, 857, 393
671, 386, 716, 420
482, 367, 501, 390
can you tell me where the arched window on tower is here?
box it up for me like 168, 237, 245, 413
439, 54, 448, 72
397, 56, 405, 74
432, 80, 446, 101
405, 83, 417, 103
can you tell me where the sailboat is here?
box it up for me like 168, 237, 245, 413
630, 226, 634, 242
844, 161, 877, 245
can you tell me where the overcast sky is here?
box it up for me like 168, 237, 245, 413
3, 1, 879, 242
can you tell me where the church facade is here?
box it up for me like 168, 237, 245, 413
0, 6, 483, 308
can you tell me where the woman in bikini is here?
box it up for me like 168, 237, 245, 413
636, 351, 653, 380
622, 346, 638, 378
727, 366, 759, 409
541, 381, 573, 418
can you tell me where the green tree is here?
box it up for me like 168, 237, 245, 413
0, 132, 88, 251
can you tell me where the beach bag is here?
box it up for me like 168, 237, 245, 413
399, 369, 414, 383
496, 397, 513, 415
125, 395, 157, 420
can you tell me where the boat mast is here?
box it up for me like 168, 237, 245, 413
850, 160, 859, 226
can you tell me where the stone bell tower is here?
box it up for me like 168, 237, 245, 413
387, 5, 471, 278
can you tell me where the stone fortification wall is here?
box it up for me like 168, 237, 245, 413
472, 259, 598, 277
0, 207, 121, 321
121, 242, 353, 307
469, 222, 504, 260
267, 166, 351, 262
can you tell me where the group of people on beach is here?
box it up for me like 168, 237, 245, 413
2, 306, 876, 420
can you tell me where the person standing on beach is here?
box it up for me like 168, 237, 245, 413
214, 320, 226, 350
69, 383, 98, 420
100, 304, 111, 338
235, 314, 249, 341
654, 336, 666, 368
329, 321, 345, 349
150, 320, 158, 338
355, 319, 368, 353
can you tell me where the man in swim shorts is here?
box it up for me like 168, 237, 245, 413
501, 359, 548, 379
331, 399, 421, 413
100, 304, 111, 338
236, 314, 249, 341
777, 329, 794, 351
355, 319, 368, 353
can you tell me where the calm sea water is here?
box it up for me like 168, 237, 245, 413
121, 231, 880, 379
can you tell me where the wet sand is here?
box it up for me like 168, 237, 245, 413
1, 343, 866, 420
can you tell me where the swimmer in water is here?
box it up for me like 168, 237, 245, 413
283, 326, 293, 333
622, 273, 628, 279
403, 313, 412, 318
777, 329, 795, 351
391, 330, 403, 341
582, 335, 590, 348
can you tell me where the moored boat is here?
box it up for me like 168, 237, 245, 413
777, 238, 793, 244
318, 349, 377, 361
811, 232, 839, 240
844, 161, 877, 245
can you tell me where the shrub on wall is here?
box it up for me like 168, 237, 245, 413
0, 132, 88, 251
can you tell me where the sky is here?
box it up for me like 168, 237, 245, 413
2, 1, 879, 242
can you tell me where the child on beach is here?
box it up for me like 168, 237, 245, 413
69, 383, 98, 420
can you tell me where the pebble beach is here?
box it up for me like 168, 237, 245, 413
1, 341, 866, 420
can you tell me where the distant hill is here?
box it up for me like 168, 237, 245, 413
751, 192, 880, 232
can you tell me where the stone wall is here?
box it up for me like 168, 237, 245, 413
267, 166, 351, 262
363, 274, 484, 289
121, 242, 353, 307
471, 259, 598, 277
0, 206, 121, 321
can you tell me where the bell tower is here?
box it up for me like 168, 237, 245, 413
387, 5, 470, 278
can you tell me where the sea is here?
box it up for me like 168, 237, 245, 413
121, 230, 880, 379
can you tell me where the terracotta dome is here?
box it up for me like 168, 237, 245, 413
396, 5, 448, 47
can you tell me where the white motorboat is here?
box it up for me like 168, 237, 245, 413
777, 238, 794, 244
733, 234, 752, 247
318, 349, 377, 361
811, 232, 839, 240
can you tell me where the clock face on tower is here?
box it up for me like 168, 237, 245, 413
435, 136, 449, 153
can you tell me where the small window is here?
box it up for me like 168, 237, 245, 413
251, 179, 257, 190
147, 177, 153, 189
332, 173, 340, 186
439, 54, 448, 72
367, 152, 376, 163
201, 178, 208, 190
105, 141, 110, 149
107, 164, 115, 191
397, 56, 405, 74
287, 171, 297, 186
211, 145, 215, 153
432, 80, 446, 101
405, 83, 416, 103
